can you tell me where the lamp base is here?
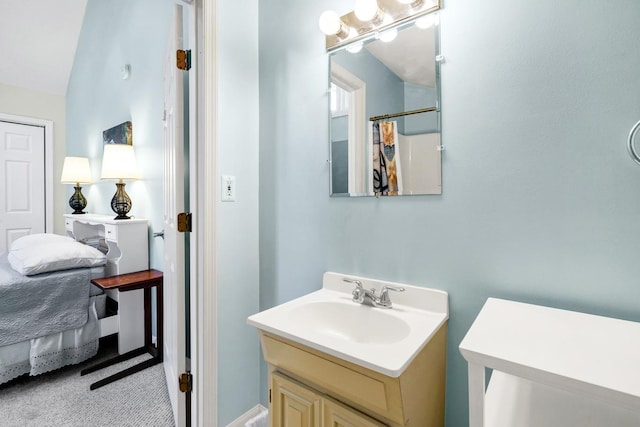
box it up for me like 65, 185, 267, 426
69, 186, 88, 215
110, 182, 132, 220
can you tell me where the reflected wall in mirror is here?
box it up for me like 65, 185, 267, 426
329, 14, 442, 197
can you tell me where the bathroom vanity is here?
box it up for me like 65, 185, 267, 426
248, 272, 449, 426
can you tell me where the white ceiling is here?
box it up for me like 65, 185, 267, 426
365, 24, 436, 88
0, 0, 87, 95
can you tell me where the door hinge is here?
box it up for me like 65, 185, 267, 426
177, 212, 192, 233
179, 372, 193, 393
176, 49, 191, 71
269, 388, 272, 403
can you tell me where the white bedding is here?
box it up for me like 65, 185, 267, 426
8, 233, 106, 276
0, 253, 95, 346
0, 233, 109, 385
0, 297, 101, 385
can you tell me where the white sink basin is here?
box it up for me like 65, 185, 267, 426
288, 301, 411, 345
247, 272, 449, 377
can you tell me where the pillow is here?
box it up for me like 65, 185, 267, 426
10, 233, 74, 251
8, 234, 107, 276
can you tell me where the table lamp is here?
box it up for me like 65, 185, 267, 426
100, 144, 140, 220
60, 156, 93, 214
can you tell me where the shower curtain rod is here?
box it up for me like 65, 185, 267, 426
369, 107, 437, 122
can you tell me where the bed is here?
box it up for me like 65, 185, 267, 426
0, 233, 109, 385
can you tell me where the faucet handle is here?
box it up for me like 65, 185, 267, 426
343, 278, 364, 302
379, 285, 405, 307
342, 278, 362, 289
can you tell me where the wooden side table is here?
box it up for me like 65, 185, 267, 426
81, 269, 163, 390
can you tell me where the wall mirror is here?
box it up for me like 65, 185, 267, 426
329, 13, 442, 197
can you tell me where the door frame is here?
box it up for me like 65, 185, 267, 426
198, 0, 218, 425
173, 0, 213, 426
330, 63, 366, 195
171, 1, 215, 425
0, 113, 53, 233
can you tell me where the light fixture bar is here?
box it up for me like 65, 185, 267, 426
398, 0, 424, 8
324, 0, 440, 50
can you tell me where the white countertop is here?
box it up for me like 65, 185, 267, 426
459, 298, 640, 410
248, 272, 448, 377
65, 213, 148, 224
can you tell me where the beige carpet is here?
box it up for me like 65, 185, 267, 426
0, 337, 175, 427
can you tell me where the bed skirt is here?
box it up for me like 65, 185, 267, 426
0, 295, 103, 385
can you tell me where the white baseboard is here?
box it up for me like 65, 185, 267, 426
226, 404, 268, 427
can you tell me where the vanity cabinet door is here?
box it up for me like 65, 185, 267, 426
270, 371, 388, 427
271, 372, 321, 427
322, 397, 387, 427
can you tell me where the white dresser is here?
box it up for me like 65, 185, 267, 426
64, 213, 149, 354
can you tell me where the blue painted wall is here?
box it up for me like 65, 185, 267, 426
404, 82, 438, 134
216, 0, 261, 425
259, 0, 640, 425
66, 0, 173, 271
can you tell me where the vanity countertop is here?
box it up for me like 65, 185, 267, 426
248, 272, 448, 377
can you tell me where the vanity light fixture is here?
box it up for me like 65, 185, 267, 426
61, 156, 93, 214
378, 28, 398, 42
415, 13, 438, 29
354, 0, 386, 25
319, 10, 351, 39
397, 0, 424, 8
101, 144, 140, 220
319, 0, 440, 50
346, 42, 364, 54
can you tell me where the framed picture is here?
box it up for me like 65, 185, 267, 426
103, 121, 132, 145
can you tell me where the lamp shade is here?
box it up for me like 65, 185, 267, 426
100, 144, 140, 180
61, 157, 93, 184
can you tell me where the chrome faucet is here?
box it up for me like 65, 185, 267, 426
343, 278, 405, 309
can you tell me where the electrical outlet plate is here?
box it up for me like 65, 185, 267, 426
221, 175, 235, 202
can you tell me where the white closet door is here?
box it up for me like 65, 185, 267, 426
0, 121, 45, 252
163, 4, 187, 426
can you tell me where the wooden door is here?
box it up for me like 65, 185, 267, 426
271, 372, 322, 427
0, 121, 45, 252
163, 4, 186, 426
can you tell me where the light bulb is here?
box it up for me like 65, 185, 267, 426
346, 42, 364, 54
354, 0, 379, 22
319, 10, 341, 35
415, 14, 436, 29
378, 28, 398, 42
